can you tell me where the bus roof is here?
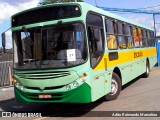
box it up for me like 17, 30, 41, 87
12, 2, 154, 31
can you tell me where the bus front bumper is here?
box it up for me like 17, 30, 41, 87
14, 83, 91, 103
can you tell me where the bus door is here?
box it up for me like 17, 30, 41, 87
88, 26, 106, 101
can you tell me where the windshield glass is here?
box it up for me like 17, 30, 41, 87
13, 23, 87, 69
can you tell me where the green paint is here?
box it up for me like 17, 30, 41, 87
14, 70, 79, 89
14, 82, 91, 103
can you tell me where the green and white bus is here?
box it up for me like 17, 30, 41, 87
12, 2, 157, 103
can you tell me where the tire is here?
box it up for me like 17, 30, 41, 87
142, 61, 150, 78
104, 72, 121, 101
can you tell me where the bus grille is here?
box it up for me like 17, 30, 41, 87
26, 85, 65, 90
16, 71, 70, 80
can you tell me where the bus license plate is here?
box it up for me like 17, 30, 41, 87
38, 94, 51, 99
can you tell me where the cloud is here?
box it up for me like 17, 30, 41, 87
131, 16, 160, 36
128, 15, 149, 25
156, 24, 160, 36
127, 14, 154, 27
1, 0, 33, 6
0, 21, 3, 25
131, 17, 147, 24
0, 0, 39, 22
125, 14, 160, 36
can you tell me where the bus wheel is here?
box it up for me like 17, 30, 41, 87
104, 72, 121, 101
142, 61, 150, 78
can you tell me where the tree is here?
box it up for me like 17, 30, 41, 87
42, 0, 83, 5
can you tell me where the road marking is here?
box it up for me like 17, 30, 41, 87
34, 117, 49, 120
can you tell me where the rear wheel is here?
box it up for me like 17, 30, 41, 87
104, 72, 121, 101
142, 61, 150, 78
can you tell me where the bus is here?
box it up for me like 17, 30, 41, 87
11, 2, 157, 103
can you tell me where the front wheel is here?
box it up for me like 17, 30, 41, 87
104, 72, 121, 101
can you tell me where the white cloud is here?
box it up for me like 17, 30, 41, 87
127, 15, 160, 36
127, 15, 155, 28
157, 32, 160, 36
0, 21, 3, 25
156, 24, 160, 36
133, 17, 147, 24
0, 0, 39, 22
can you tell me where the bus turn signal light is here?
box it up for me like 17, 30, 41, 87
83, 72, 87, 77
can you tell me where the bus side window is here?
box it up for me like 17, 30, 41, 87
88, 27, 103, 53
118, 22, 126, 49
132, 27, 139, 48
151, 31, 155, 46
126, 25, 133, 48
106, 19, 118, 50
142, 29, 147, 47
138, 28, 142, 47
146, 30, 152, 47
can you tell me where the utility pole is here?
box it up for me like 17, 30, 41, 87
153, 14, 157, 39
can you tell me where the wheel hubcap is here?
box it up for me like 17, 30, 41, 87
110, 79, 118, 95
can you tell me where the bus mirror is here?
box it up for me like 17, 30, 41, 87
1, 32, 6, 53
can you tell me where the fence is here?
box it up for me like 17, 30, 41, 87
0, 61, 13, 87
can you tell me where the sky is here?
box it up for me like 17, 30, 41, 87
0, 0, 160, 48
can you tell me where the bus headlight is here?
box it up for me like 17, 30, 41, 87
66, 84, 71, 90
73, 81, 79, 87
20, 86, 24, 91
15, 83, 19, 88
80, 76, 86, 82
15, 82, 24, 91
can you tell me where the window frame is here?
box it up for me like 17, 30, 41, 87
137, 27, 143, 47
132, 27, 140, 48
142, 29, 147, 47
117, 21, 127, 49
105, 17, 118, 50
125, 24, 134, 49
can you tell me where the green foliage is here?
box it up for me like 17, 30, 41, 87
42, 0, 83, 5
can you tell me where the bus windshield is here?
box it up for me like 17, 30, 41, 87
13, 22, 87, 69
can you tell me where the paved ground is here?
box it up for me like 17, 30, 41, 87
0, 66, 160, 120
0, 87, 14, 101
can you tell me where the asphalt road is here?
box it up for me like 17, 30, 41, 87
0, 67, 160, 120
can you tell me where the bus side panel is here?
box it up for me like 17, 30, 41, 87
148, 54, 157, 69
114, 58, 145, 86
91, 72, 105, 102
91, 57, 112, 102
